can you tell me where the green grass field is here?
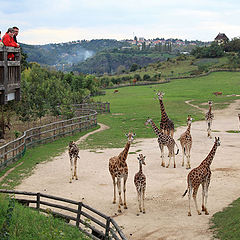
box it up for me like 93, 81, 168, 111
84, 71, 240, 149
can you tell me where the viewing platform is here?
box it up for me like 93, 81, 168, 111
0, 46, 21, 104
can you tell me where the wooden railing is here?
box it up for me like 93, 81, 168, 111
0, 189, 127, 240
0, 102, 110, 171
0, 46, 21, 104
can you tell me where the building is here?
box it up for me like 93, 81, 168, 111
214, 33, 229, 45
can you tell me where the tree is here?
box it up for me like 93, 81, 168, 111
130, 63, 139, 72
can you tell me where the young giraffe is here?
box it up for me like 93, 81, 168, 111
205, 100, 214, 138
145, 118, 179, 168
157, 91, 175, 137
180, 115, 193, 169
68, 141, 80, 183
134, 154, 146, 214
109, 132, 136, 213
182, 137, 221, 216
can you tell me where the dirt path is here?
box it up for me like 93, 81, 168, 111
16, 100, 240, 240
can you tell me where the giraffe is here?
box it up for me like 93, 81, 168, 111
182, 137, 220, 216
205, 100, 214, 138
109, 132, 136, 213
145, 118, 179, 168
180, 115, 193, 169
68, 141, 80, 183
134, 154, 147, 214
157, 91, 175, 137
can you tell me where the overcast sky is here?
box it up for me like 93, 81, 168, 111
1, 0, 240, 45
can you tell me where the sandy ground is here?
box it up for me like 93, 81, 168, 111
15, 100, 240, 240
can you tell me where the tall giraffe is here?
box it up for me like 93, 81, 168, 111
157, 91, 175, 137
134, 154, 147, 214
182, 137, 220, 216
145, 118, 179, 168
109, 132, 136, 213
205, 100, 214, 138
180, 115, 193, 169
68, 141, 80, 183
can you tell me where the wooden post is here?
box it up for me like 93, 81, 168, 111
76, 202, 82, 228
36, 192, 40, 209
105, 217, 111, 239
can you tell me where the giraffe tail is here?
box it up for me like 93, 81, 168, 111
182, 189, 188, 197
175, 142, 179, 155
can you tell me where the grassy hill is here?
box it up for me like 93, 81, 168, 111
84, 71, 240, 149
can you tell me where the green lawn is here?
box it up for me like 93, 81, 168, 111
84, 71, 240, 149
210, 198, 240, 240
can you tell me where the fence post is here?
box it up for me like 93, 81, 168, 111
105, 217, 111, 239
36, 192, 40, 209
76, 202, 82, 228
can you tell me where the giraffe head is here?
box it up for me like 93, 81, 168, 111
144, 118, 152, 126
125, 132, 136, 143
187, 115, 193, 125
208, 100, 213, 106
69, 141, 74, 148
214, 137, 221, 147
157, 91, 165, 100
137, 154, 146, 165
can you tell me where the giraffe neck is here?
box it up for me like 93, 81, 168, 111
186, 123, 191, 134
159, 99, 168, 119
139, 162, 143, 173
200, 142, 218, 167
208, 105, 212, 114
119, 142, 131, 161
149, 119, 162, 136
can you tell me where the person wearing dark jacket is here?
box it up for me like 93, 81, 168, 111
12, 26, 19, 43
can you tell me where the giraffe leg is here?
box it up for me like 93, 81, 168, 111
186, 147, 191, 169
123, 176, 128, 209
74, 157, 78, 180
137, 190, 142, 212
69, 158, 73, 183
142, 188, 146, 214
204, 180, 210, 215
201, 183, 206, 212
181, 146, 185, 167
111, 175, 116, 204
159, 144, 165, 167
117, 178, 122, 213
166, 147, 172, 168
173, 152, 176, 168
193, 186, 201, 215
188, 187, 192, 216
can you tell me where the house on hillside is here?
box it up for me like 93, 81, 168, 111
214, 33, 229, 45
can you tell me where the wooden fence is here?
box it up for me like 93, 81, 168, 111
0, 189, 127, 240
0, 102, 110, 171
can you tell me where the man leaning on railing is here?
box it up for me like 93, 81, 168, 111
1, 27, 20, 60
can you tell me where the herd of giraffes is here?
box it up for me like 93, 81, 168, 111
67, 91, 222, 216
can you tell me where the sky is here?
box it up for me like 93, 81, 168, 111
1, 0, 240, 45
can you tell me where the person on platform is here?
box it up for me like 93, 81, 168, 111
2, 28, 20, 60
12, 26, 19, 43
